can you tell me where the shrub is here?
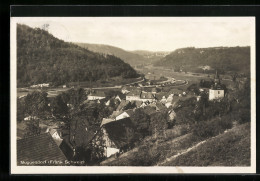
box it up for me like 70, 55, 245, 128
193, 117, 233, 139
238, 108, 250, 124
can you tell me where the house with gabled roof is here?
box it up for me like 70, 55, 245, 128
116, 100, 131, 111
140, 92, 156, 102
87, 91, 106, 100
126, 90, 142, 101
17, 133, 67, 165
99, 109, 136, 157
115, 94, 125, 102
149, 102, 166, 111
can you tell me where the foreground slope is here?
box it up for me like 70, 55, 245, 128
162, 122, 250, 166
17, 24, 138, 87
101, 123, 250, 166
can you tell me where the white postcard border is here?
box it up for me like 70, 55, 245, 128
10, 17, 256, 174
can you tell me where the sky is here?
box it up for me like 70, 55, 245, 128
14, 17, 253, 51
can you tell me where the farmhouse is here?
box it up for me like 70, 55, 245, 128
99, 111, 136, 157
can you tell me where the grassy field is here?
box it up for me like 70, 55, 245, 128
137, 65, 213, 85
162, 122, 250, 166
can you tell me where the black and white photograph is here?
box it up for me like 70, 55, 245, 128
10, 17, 256, 174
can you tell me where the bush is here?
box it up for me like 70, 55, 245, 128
193, 117, 233, 139
238, 108, 250, 124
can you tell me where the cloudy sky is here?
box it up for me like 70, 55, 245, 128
14, 17, 253, 51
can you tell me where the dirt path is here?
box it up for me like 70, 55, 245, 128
157, 139, 207, 166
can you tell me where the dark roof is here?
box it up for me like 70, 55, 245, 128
210, 84, 225, 90
59, 138, 74, 160
103, 118, 135, 148
109, 110, 124, 119
126, 90, 141, 97
17, 133, 67, 165
116, 100, 130, 111
125, 109, 135, 117
89, 91, 106, 97
116, 94, 126, 100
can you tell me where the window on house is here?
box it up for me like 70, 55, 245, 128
218, 91, 220, 94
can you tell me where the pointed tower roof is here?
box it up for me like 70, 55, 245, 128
214, 70, 220, 84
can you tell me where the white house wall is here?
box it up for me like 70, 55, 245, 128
106, 147, 120, 157
115, 112, 130, 120
209, 89, 224, 100
88, 96, 105, 100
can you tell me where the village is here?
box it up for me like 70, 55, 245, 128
16, 67, 249, 166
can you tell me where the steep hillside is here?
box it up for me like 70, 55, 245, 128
155, 47, 250, 74
75, 43, 150, 66
17, 24, 138, 87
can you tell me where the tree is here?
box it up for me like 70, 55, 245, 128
66, 88, 87, 108
17, 98, 25, 122
24, 91, 50, 119
130, 108, 150, 139
24, 118, 41, 137
51, 94, 69, 119
149, 111, 168, 139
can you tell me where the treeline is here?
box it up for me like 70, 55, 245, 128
17, 24, 138, 87
155, 47, 250, 74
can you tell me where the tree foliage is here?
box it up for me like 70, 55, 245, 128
24, 91, 50, 118
17, 24, 138, 87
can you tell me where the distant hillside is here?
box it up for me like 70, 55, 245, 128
17, 24, 138, 87
75, 43, 152, 66
155, 47, 250, 74
131, 50, 170, 62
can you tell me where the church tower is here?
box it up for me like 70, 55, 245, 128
209, 70, 225, 100
214, 70, 220, 85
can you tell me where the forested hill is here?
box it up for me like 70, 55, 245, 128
17, 24, 138, 87
154, 47, 250, 74
75, 43, 150, 66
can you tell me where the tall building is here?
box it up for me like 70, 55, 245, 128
209, 70, 225, 100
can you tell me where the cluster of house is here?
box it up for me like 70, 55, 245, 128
30, 83, 50, 88
17, 72, 226, 164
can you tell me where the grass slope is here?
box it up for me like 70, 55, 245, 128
162, 123, 250, 166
